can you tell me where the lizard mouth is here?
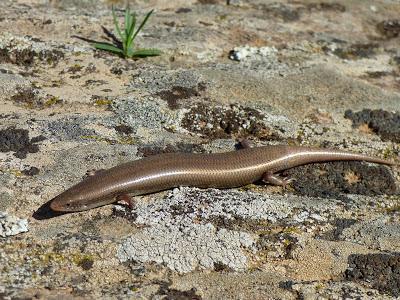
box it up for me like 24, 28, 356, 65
49, 197, 80, 212
49, 194, 113, 212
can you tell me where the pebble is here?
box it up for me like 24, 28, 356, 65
0, 211, 28, 237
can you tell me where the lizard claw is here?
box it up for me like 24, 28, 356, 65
83, 169, 106, 179
263, 173, 294, 186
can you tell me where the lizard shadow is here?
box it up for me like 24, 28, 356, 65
32, 200, 67, 220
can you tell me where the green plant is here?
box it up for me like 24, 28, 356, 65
93, 6, 161, 58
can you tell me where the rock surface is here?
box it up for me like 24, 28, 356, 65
0, 0, 399, 299
0, 212, 28, 237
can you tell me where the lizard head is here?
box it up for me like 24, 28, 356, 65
50, 176, 115, 212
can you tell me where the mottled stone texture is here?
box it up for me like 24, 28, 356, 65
0, 0, 399, 299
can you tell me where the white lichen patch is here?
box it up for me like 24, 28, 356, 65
117, 187, 341, 273
229, 45, 278, 61
0, 211, 28, 237
118, 223, 254, 273
0, 32, 88, 56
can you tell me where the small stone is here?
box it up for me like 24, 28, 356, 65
0, 211, 28, 237
228, 45, 277, 61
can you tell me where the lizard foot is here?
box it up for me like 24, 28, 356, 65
238, 138, 253, 149
116, 193, 135, 210
84, 169, 106, 178
263, 173, 294, 186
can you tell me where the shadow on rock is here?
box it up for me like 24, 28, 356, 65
32, 200, 67, 220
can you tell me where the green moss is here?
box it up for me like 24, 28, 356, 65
296, 129, 305, 142
287, 139, 299, 146
94, 99, 113, 106
68, 64, 83, 73
238, 183, 258, 191
164, 124, 177, 133
37, 251, 66, 264
217, 14, 228, 21
30, 248, 96, 271
385, 205, 400, 213
72, 253, 95, 270
384, 195, 400, 214
48, 79, 64, 87
0, 168, 23, 177
380, 145, 398, 160
44, 96, 61, 107
117, 136, 135, 145
31, 81, 41, 88
282, 226, 301, 234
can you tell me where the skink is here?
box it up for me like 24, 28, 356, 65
49, 145, 396, 212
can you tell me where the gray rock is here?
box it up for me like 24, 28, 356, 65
118, 222, 254, 273
0, 212, 28, 237
229, 45, 278, 61
117, 187, 342, 273
291, 281, 393, 300
341, 217, 400, 251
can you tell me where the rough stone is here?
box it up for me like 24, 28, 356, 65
0, 0, 399, 298
345, 109, 400, 143
117, 187, 344, 273
0, 211, 28, 237
346, 252, 400, 297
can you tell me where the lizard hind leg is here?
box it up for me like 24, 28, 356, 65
238, 138, 253, 149
116, 193, 135, 210
263, 172, 294, 186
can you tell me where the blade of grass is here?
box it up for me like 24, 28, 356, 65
126, 47, 134, 58
124, 7, 132, 41
112, 6, 123, 41
93, 6, 159, 59
126, 12, 136, 35
126, 12, 137, 51
92, 42, 123, 54
131, 9, 154, 42
131, 48, 161, 57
